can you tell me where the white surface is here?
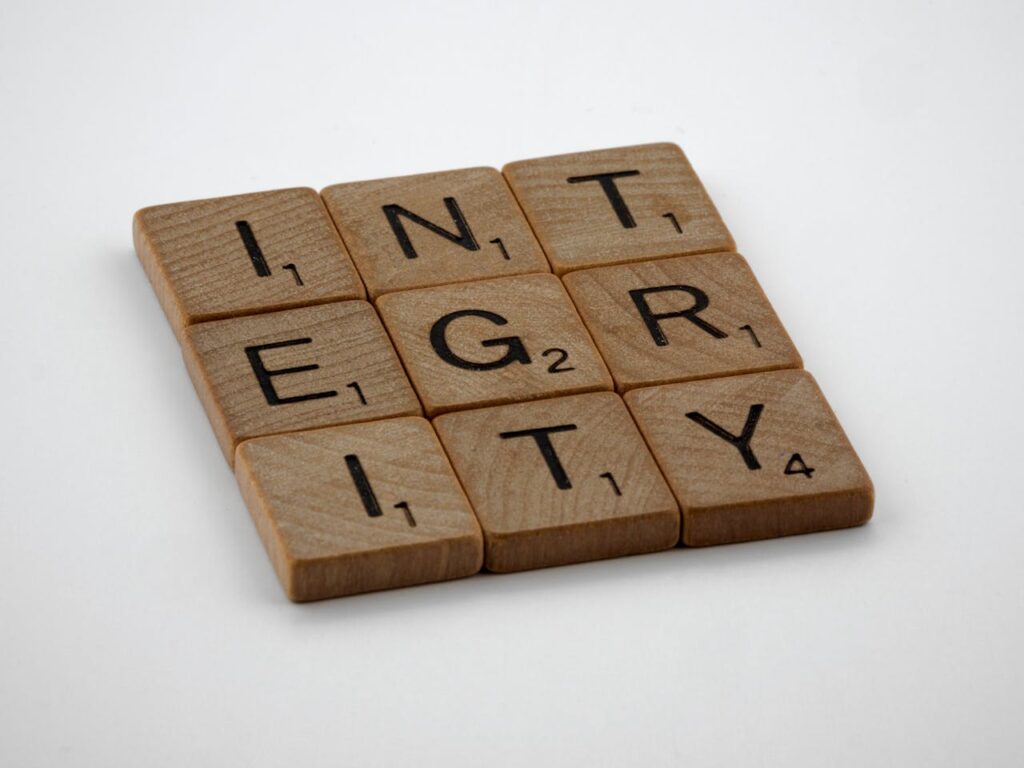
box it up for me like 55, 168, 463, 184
2, 1, 1023, 765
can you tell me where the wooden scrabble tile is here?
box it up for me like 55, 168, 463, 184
235, 417, 483, 601
433, 392, 679, 572
376, 274, 613, 416
183, 301, 421, 465
503, 143, 734, 274
562, 252, 802, 391
625, 370, 873, 547
134, 188, 365, 337
322, 167, 550, 298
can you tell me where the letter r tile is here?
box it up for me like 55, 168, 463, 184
563, 252, 802, 391
134, 188, 365, 338
375, 274, 613, 416
322, 167, 550, 298
625, 370, 873, 546
504, 143, 734, 274
183, 301, 421, 465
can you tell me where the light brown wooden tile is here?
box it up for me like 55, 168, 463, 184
376, 274, 613, 416
322, 167, 550, 298
563, 252, 802, 391
433, 392, 679, 572
183, 301, 420, 465
503, 143, 734, 274
235, 417, 482, 601
134, 188, 365, 337
625, 370, 873, 547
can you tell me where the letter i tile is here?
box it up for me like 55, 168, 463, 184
134, 188, 365, 338
236, 417, 483, 601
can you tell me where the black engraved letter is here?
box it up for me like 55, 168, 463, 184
382, 197, 479, 260
685, 404, 764, 470
629, 285, 728, 346
244, 338, 338, 405
429, 309, 531, 371
566, 170, 641, 228
235, 220, 272, 277
345, 454, 383, 518
499, 424, 579, 490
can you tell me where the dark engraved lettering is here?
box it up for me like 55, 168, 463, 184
784, 453, 815, 478
685, 404, 764, 470
600, 471, 622, 496
739, 324, 762, 348
566, 170, 641, 228
541, 347, 575, 373
282, 263, 304, 286
499, 424, 578, 490
394, 501, 417, 527
235, 220, 272, 277
345, 454, 382, 518
490, 237, 510, 260
346, 381, 367, 405
429, 309, 531, 371
629, 285, 728, 346
383, 197, 479, 260
244, 338, 338, 406
662, 212, 682, 233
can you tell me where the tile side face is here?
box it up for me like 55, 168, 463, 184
503, 143, 734, 273
376, 274, 613, 415
625, 370, 872, 546
183, 301, 421, 465
235, 417, 483, 601
434, 392, 679, 571
134, 187, 364, 336
322, 167, 549, 298
563, 252, 802, 390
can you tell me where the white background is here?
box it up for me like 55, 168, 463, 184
2, 1, 1023, 765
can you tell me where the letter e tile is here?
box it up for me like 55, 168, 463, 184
183, 301, 421, 464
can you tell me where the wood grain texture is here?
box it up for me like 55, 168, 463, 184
503, 143, 734, 274
433, 392, 679, 572
625, 370, 873, 547
376, 274, 613, 416
235, 417, 483, 601
134, 187, 365, 337
322, 167, 549, 298
183, 301, 421, 466
562, 252, 802, 391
